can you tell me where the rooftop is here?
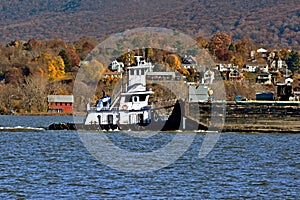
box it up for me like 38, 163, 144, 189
48, 95, 74, 103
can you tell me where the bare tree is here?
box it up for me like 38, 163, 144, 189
22, 75, 49, 112
0, 83, 20, 113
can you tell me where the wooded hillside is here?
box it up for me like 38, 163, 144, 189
0, 0, 299, 49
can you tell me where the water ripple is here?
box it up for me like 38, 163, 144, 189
0, 118, 298, 199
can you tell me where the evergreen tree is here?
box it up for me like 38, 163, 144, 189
59, 50, 71, 72
286, 51, 300, 73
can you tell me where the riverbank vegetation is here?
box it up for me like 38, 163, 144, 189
0, 33, 299, 114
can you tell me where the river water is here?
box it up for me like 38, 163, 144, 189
0, 115, 299, 199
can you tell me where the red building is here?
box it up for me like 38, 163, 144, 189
47, 95, 74, 113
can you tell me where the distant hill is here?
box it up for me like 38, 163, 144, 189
0, 0, 299, 49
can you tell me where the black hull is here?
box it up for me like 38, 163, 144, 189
48, 100, 208, 131
48, 123, 119, 131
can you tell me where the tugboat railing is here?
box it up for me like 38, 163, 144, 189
110, 96, 120, 110
89, 105, 119, 112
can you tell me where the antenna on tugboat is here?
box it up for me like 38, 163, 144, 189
126, 48, 130, 92
127, 48, 131, 67
142, 46, 146, 61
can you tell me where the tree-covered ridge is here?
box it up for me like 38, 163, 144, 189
0, 0, 299, 49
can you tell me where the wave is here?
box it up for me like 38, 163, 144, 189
0, 126, 46, 132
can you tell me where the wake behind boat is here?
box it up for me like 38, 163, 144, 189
0, 126, 46, 132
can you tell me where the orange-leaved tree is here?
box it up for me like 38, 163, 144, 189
166, 54, 181, 71
45, 54, 65, 79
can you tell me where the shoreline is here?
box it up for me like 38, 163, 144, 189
1, 104, 300, 133
14, 112, 74, 116
222, 125, 300, 134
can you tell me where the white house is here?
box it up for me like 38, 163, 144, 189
204, 70, 215, 85
257, 48, 268, 57
229, 69, 244, 80
257, 48, 268, 53
217, 64, 228, 72
271, 58, 288, 70
243, 64, 259, 72
257, 71, 272, 85
109, 60, 124, 72
285, 78, 293, 85
181, 55, 198, 70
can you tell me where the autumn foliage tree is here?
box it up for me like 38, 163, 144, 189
166, 54, 181, 71
73, 36, 97, 60
233, 38, 255, 67
66, 45, 80, 70
209, 32, 233, 61
195, 36, 209, 49
43, 53, 65, 79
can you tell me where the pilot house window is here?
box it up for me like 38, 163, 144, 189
132, 96, 139, 102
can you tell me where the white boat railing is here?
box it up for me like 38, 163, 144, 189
89, 105, 119, 111
110, 96, 120, 110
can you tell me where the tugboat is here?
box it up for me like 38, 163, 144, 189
83, 56, 157, 131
